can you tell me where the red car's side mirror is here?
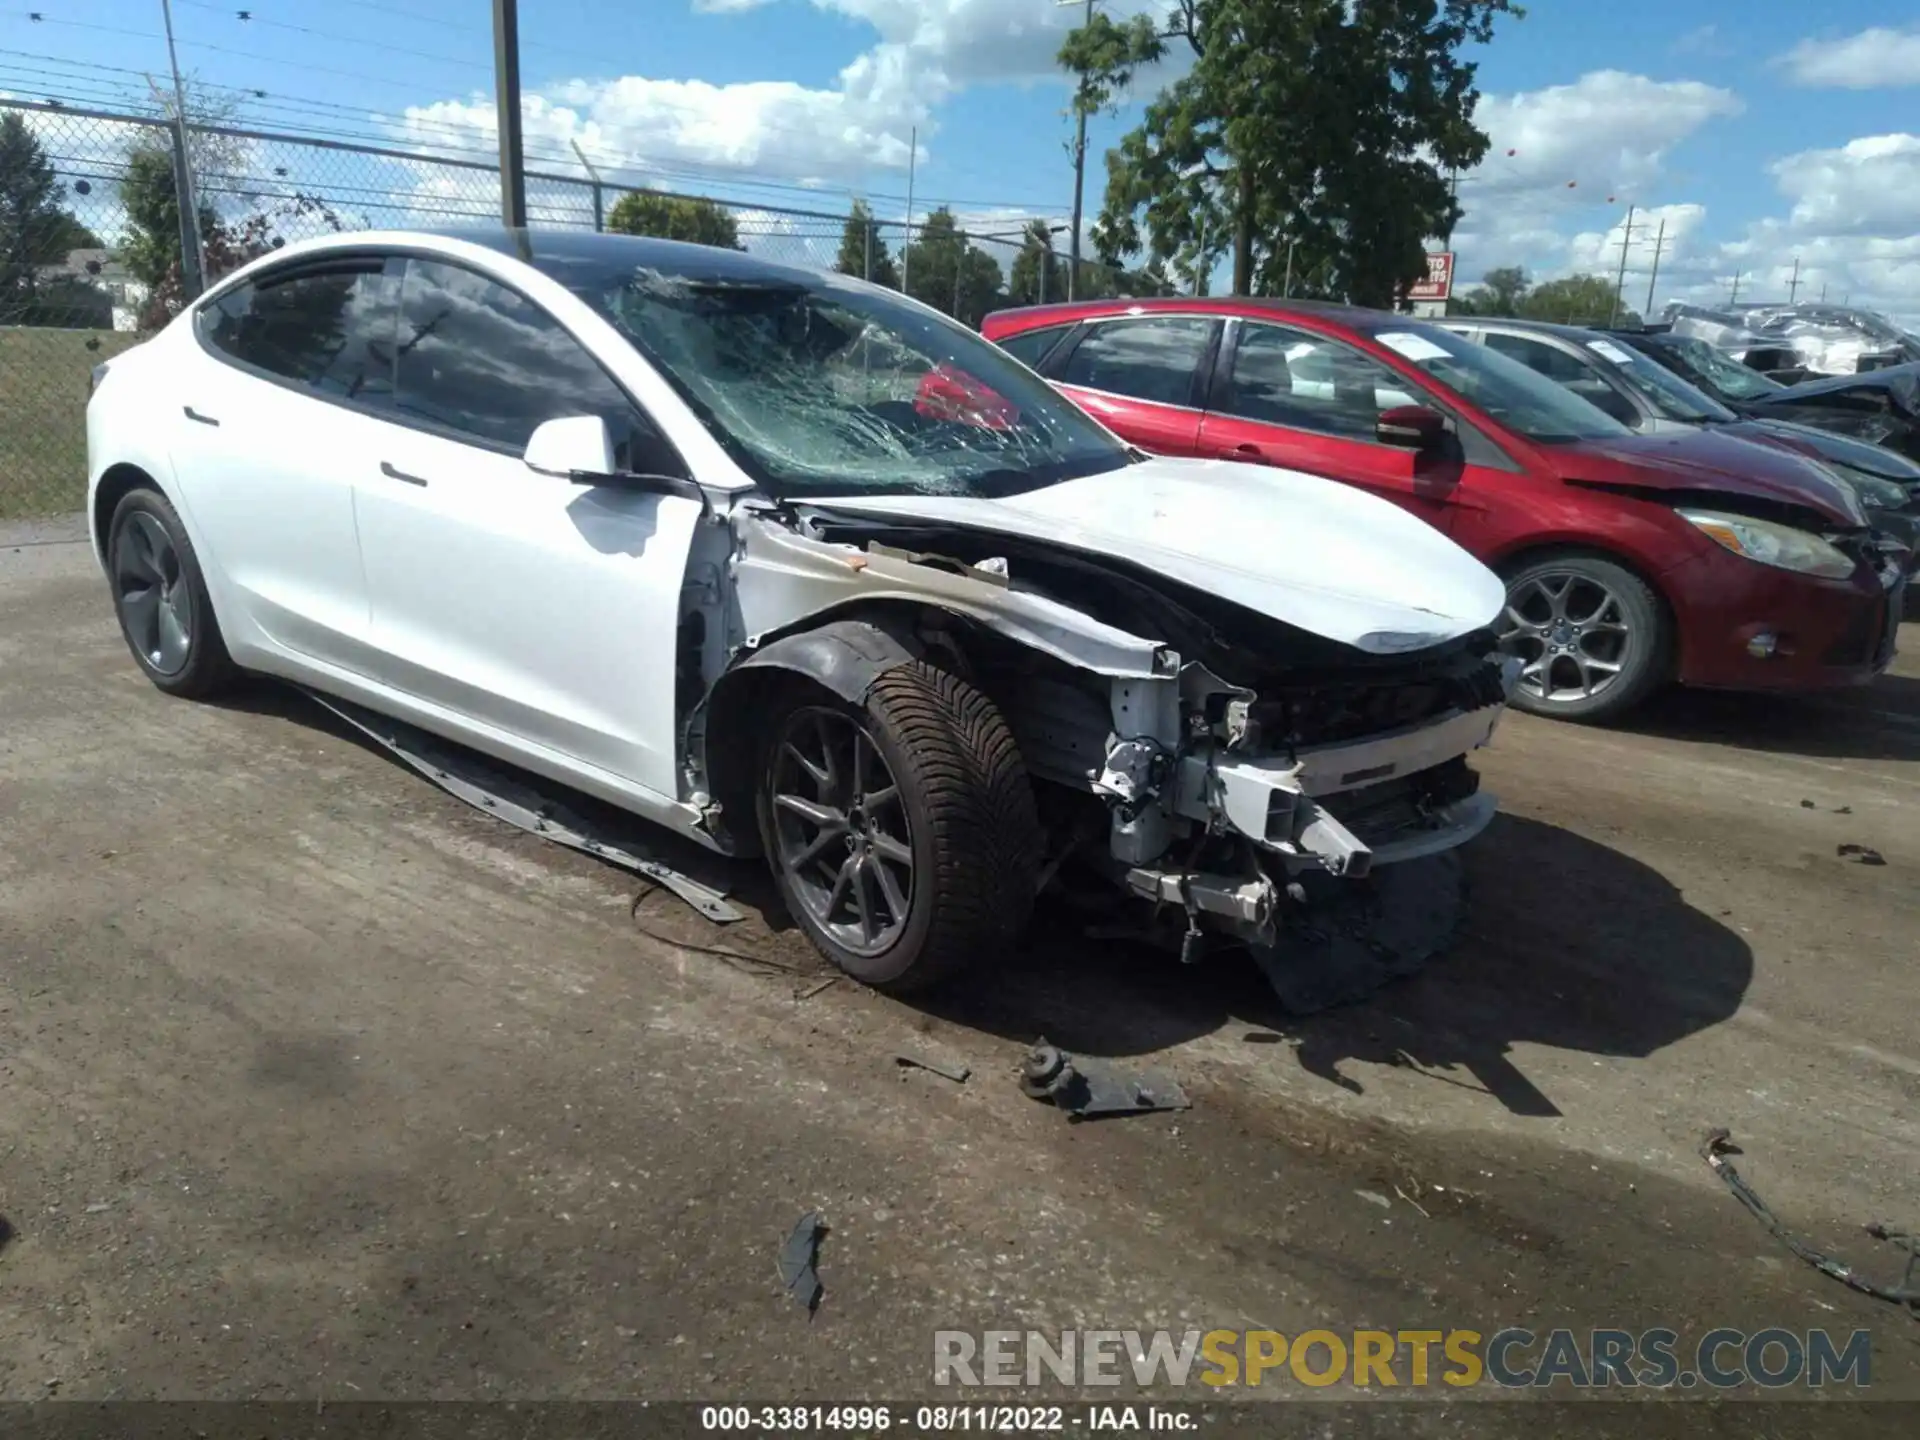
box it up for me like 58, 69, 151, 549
1376, 404, 1448, 451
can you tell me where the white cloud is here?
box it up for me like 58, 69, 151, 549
1775, 27, 1920, 89
1461, 71, 1742, 202
391, 1, 1164, 199
1445, 72, 1741, 289
1769, 133, 1920, 235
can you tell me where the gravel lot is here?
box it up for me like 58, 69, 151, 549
3, 522, 1917, 1425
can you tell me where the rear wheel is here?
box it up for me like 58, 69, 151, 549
107, 487, 238, 699
1497, 554, 1669, 723
756, 661, 1041, 992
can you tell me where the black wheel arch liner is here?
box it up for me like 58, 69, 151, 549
697, 615, 926, 858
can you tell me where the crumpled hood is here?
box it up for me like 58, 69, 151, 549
1565, 428, 1865, 525
809, 457, 1507, 655
1728, 418, 1920, 486
1753, 362, 1920, 418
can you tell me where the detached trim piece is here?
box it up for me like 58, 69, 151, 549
300, 687, 744, 922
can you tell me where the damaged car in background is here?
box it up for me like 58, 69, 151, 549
85, 229, 1519, 1012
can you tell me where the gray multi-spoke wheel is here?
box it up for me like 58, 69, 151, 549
755, 660, 1043, 992
114, 509, 192, 675
106, 487, 238, 698
769, 707, 916, 959
1497, 554, 1668, 723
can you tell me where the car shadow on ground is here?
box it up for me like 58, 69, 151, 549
230, 681, 1753, 1121
913, 812, 1754, 1118
1622, 668, 1920, 764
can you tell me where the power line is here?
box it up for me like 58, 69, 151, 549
172, 1, 494, 75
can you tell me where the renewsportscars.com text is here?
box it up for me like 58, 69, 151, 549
933, 1327, 1875, 1390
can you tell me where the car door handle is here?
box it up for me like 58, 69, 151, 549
379, 461, 428, 488
183, 405, 220, 427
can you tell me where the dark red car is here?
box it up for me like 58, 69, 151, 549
982, 298, 1906, 721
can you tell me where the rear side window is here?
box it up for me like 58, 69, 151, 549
994, 323, 1073, 372
198, 261, 399, 404
393, 258, 679, 471
1482, 331, 1639, 424
1056, 317, 1213, 407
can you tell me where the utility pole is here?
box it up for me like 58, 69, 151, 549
157, 0, 205, 297
901, 124, 917, 295
1787, 256, 1801, 304
1642, 216, 1666, 319
1061, 0, 1096, 301
1820, 282, 1828, 303
570, 140, 604, 231
493, 0, 527, 228
1609, 204, 1637, 327
1729, 270, 1742, 305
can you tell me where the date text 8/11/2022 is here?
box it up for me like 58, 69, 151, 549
699, 1405, 1189, 1432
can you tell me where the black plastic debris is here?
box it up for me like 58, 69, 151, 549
1020, 1039, 1190, 1120
895, 1052, 970, 1084
1800, 799, 1816, 809
777, 1211, 826, 1315
1700, 1128, 1918, 1321
1838, 843, 1887, 866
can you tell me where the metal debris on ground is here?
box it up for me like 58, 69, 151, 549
301, 688, 745, 921
1837, 843, 1887, 867
794, 976, 840, 1000
630, 885, 800, 980
1020, 1039, 1190, 1119
777, 1210, 826, 1315
895, 1052, 970, 1084
1700, 1128, 1918, 1321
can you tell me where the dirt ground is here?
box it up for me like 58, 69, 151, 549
3, 521, 1918, 1428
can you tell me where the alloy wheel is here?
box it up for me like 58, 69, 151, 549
769, 707, 915, 958
114, 511, 193, 676
1499, 570, 1632, 705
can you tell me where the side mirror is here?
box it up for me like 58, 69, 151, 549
524, 415, 617, 479
1376, 404, 1448, 451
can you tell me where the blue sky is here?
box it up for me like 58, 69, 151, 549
3, 2, 1918, 317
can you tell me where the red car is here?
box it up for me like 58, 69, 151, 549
982, 299, 1906, 721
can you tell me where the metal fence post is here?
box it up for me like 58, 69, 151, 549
591, 182, 604, 232
864, 214, 873, 282
169, 119, 205, 299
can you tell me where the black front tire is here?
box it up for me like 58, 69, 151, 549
106, 487, 239, 699
755, 661, 1042, 992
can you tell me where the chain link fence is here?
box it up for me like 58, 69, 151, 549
1, 98, 1166, 517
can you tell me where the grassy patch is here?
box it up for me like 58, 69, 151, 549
0, 326, 146, 519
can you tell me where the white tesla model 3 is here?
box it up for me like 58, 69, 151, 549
86, 228, 1515, 1005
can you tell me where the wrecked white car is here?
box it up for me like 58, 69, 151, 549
86, 229, 1516, 1009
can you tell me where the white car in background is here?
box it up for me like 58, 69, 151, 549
86, 229, 1515, 1009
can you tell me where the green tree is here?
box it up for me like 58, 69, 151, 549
1007, 220, 1068, 306
1451, 264, 1530, 316
1519, 274, 1636, 326
606, 191, 742, 249
836, 199, 899, 287
0, 111, 101, 321
902, 208, 1005, 326
1073, 0, 1520, 303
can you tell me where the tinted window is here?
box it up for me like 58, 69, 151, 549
1223, 324, 1421, 440
994, 324, 1072, 372
199, 262, 398, 404
1057, 317, 1212, 407
1482, 332, 1639, 424
394, 258, 674, 470
1355, 323, 1634, 444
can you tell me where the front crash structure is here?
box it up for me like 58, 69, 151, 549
679, 499, 1519, 1012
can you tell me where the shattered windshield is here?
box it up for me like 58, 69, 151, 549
1362, 322, 1634, 444
1585, 339, 1739, 423
547, 259, 1128, 498
1661, 335, 1784, 402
